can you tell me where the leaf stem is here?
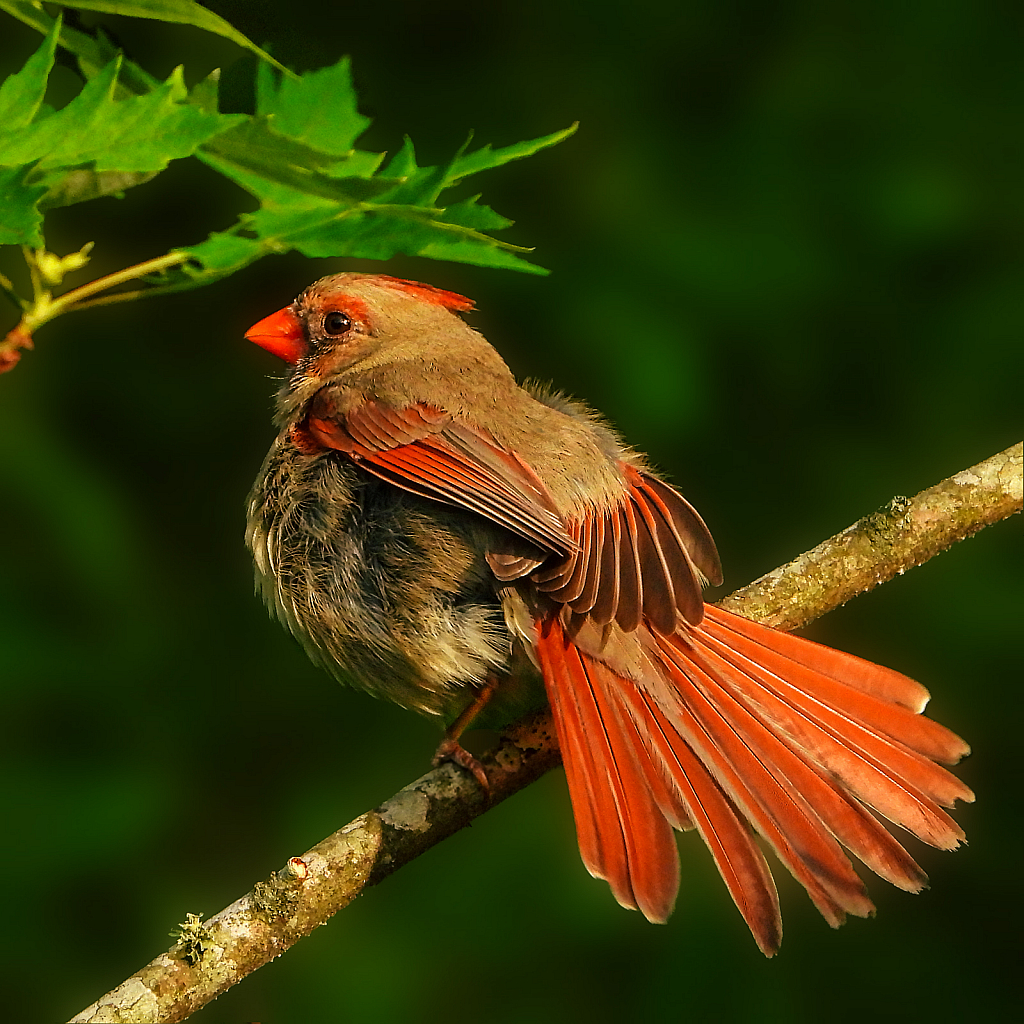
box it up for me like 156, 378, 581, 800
1, 251, 192, 374
23, 251, 191, 330
22, 246, 44, 302
67, 289, 150, 313
0, 270, 28, 313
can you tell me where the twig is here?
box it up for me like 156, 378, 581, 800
69, 442, 1022, 1024
0, 269, 28, 312
0, 251, 190, 373
34, 252, 190, 316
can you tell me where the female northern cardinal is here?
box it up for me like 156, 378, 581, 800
245, 273, 971, 954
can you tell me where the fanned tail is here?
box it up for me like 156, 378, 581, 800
533, 608, 972, 955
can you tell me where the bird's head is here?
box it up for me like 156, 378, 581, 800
245, 272, 476, 372
246, 272, 525, 427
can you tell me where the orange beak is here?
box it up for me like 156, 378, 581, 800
245, 306, 306, 363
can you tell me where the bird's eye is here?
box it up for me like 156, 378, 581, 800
322, 310, 353, 336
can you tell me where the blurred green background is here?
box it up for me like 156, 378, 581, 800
1, 2, 1021, 1021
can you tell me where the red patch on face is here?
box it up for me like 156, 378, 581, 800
332, 295, 371, 325
376, 276, 476, 312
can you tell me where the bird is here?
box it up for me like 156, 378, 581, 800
244, 272, 972, 955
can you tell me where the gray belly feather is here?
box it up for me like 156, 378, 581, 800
246, 435, 511, 717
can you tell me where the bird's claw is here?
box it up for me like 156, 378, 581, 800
432, 737, 491, 795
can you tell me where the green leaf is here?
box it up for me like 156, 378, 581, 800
451, 124, 578, 181
0, 59, 244, 185
256, 58, 372, 156
0, 1, 58, 36
0, 19, 573, 293
196, 118, 393, 207
35, 0, 295, 77
0, 165, 47, 247
187, 201, 541, 272
193, 59, 390, 211
441, 195, 514, 231
338, 149, 389, 178
0, 1, 160, 94
179, 230, 265, 278
393, 134, 476, 206
182, 197, 543, 279
419, 237, 547, 274
182, 107, 574, 279
0, 16, 58, 130
185, 69, 221, 114
382, 136, 418, 179
39, 169, 161, 209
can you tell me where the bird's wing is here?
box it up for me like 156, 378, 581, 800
304, 395, 576, 556
307, 392, 726, 633
306, 394, 725, 633
532, 465, 723, 633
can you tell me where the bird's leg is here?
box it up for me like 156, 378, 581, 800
432, 675, 499, 793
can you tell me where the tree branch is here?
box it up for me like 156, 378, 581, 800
69, 442, 1022, 1024
719, 441, 1023, 628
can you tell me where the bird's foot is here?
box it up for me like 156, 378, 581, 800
432, 737, 490, 795
431, 677, 499, 794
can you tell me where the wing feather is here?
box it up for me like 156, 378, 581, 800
304, 397, 576, 555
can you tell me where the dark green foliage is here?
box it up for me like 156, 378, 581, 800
0, 7, 573, 281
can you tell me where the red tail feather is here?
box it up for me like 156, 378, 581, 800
533, 607, 972, 955
537, 620, 679, 922
614, 683, 784, 954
